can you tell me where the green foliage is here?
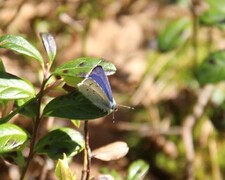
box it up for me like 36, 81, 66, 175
0, 59, 5, 71
196, 50, 225, 85
17, 98, 38, 118
126, 159, 149, 180
34, 128, 84, 160
200, 0, 225, 28
0, 35, 44, 66
0, 33, 121, 179
0, 71, 36, 99
0, 34, 116, 121
43, 91, 108, 120
55, 154, 76, 180
53, 57, 116, 87
1, 151, 26, 167
211, 103, 225, 132
157, 18, 191, 52
53, 57, 116, 77
100, 167, 123, 180
200, 9, 225, 28
100, 159, 149, 180
3, 0, 225, 178
0, 98, 37, 124
71, 120, 81, 128
0, 123, 28, 153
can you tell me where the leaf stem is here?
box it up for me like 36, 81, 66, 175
20, 75, 50, 180
81, 121, 91, 180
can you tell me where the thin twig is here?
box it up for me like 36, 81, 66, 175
209, 139, 222, 180
19, 76, 50, 180
190, 0, 199, 71
182, 85, 213, 180
81, 121, 91, 180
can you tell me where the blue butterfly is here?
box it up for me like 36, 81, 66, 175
78, 65, 117, 114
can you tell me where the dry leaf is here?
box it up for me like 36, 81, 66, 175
90, 174, 115, 180
92, 141, 129, 161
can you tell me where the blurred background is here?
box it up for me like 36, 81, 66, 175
1, 0, 225, 179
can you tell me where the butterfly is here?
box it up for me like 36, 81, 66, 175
77, 65, 117, 114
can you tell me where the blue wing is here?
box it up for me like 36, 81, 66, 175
87, 65, 114, 103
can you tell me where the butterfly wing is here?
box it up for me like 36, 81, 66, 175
87, 66, 114, 103
78, 78, 112, 112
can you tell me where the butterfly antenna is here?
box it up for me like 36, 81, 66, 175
117, 104, 134, 110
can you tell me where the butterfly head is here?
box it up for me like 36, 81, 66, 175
109, 98, 118, 112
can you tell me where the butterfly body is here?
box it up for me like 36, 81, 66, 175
78, 66, 117, 114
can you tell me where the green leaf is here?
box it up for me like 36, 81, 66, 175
0, 98, 37, 124
0, 59, 6, 72
211, 103, 225, 132
71, 120, 81, 128
200, 8, 225, 28
126, 159, 149, 180
100, 167, 123, 180
0, 123, 29, 154
0, 71, 36, 99
199, 0, 225, 28
43, 91, 108, 120
17, 98, 37, 118
53, 57, 116, 87
158, 18, 190, 52
55, 153, 74, 180
53, 57, 116, 78
206, 0, 225, 12
34, 128, 84, 160
40, 33, 56, 65
1, 151, 26, 167
196, 50, 225, 85
0, 35, 44, 65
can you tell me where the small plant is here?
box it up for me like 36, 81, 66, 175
0, 34, 149, 179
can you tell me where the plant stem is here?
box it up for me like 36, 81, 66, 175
81, 121, 91, 180
191, 0, 198, 71
20, 76, 49, 180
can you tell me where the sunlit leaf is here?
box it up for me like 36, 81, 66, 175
196, 50, 225, 85
0, 35, 44, 65
43, 91, 108, 120
92, 141, 129, 161
53, 57, 116, 87
71, 120, 81, 128
55, 153, 74, 180
40, 33, 56, 64
0, 123, 29, 153
34, 128, 84, 160
199, 0, 225, 28
206, 0, 225, 12
158, 18, 190, 52
53, 57, 116, 78
126, 159, 149, 180
0, 59, 5, 72
0, 71, 36, 99
200, 9, 225, 28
